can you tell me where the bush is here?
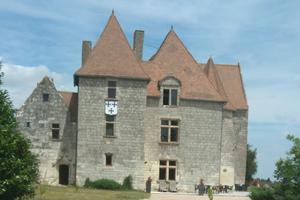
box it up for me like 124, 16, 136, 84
122, 175, 133, 190
84, 178, 122, 190
249, 187, 275, 200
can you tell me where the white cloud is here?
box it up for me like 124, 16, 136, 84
1, 62, 75, 108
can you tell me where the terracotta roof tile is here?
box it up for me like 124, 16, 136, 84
142, 30, 225, 102
75, 13, 149, 82
59, 91, 78, 122
214, 64, 248, 110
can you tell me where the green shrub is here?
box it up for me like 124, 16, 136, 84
249, 187, 275, 200
122, 175, 133, 190
85, 179, 122, 190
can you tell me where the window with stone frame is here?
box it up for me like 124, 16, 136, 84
105, 115, 115, 137
43, 93, 49, 102
160, 119, 179, 143
107, 81, 117, 99
51, 123, 60, 139
105, 153, 113, 166
163, 89, 178, 106
159, 160, 177, 180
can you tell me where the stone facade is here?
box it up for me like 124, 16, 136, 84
16, 13, 248, 192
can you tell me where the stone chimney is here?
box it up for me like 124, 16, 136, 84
133, 30, 144, 60
82, 40, 92, 66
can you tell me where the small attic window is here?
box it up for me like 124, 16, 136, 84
163, 89, 178, 106
43, 93, 49, 102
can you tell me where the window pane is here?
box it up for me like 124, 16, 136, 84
161, 127, 168, 142
169, 168, 176, 180
108, 81, 116, 87
106, 115, 115, 122
160, 160, 167, 166
163, 89, 170, 105
106, 154, 112, 166
43, 93, 49, 102
159, 168, 166, 180
169, 161, 176, 166
170, 128, 178, 142
52, 123, 60, 128
171, 120, 178, 126
108, 88, 116, 98
52, 129, 59, 139
106, 123, 114, 136
161, 120, 169, 125
171, 90, 178, 105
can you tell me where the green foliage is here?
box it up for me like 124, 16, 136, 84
272, 134, 300, 200
122, 175, 133, 190
249, 135, 300, 200
249, 187, 275, 200
0, 64, 39, 199
84, 178, 122, 190
246, 144, 257, 182
207, 187, 213, 200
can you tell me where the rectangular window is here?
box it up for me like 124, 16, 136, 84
163, 89, 178, 106
105, 153, 112, 166
107, 81, 116, 99
160, 119, 179, 143
105, 115, 115, 137
52, 123, 60, 139
26, 122, 31, 128
43, 93, 49, 102
159, 160, 177, 180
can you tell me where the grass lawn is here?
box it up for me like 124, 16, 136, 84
33, 185, 150, 200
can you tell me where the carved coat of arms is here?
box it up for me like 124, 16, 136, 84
105, 100, 118, 115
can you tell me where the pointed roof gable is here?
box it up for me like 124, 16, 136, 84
203, 58, 235, 110
75, 13, 149, 82
143, 30, 225, 102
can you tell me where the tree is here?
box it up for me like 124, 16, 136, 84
246, 144, 257, 182
0, 62, 39, 199
272, 134, 300, 200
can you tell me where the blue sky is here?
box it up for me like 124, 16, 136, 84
1, 0, 300, 179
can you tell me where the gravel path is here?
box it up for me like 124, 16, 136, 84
147, 192, 251, 200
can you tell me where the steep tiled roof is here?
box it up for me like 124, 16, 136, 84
59, 91, 78, 122
214, 64, 248, 110
75, 13, 149, 82
142, 30, 225, 102
203, 58, 236, 110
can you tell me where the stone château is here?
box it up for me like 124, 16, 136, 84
17, 12, 248, 192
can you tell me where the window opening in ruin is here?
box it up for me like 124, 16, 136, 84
43, 93, 49, 102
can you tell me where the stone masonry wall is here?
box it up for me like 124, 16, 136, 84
76, 77, 147, 189
16, 78, 76, 185
233, 110, 248, 184
144, 97, 224, 192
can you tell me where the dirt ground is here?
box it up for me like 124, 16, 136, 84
147, 192, 251, 200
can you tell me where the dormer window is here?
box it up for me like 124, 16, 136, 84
107, 81, 116, 99
163, 89, 178, 106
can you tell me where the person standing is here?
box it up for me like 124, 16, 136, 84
198, 178, 205, 195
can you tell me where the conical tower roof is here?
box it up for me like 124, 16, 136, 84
75, 13, 149, 82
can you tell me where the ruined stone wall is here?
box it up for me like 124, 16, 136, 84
16, 78, 76, 185
144, 97, 223, 192
76, 77, 147, 189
